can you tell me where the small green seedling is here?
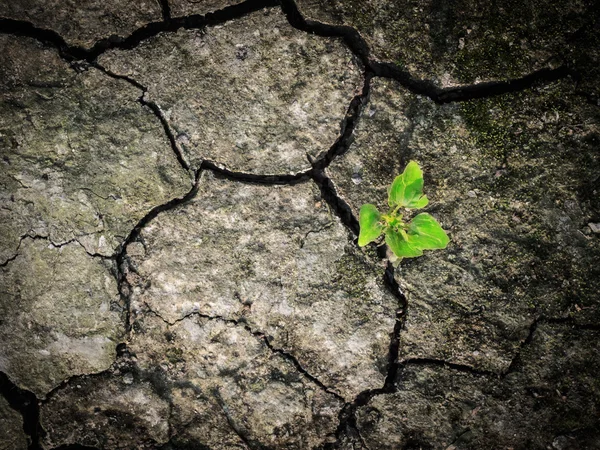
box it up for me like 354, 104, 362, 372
358, 161, 449, 264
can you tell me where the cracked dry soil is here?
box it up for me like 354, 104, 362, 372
1, 0, 599, 449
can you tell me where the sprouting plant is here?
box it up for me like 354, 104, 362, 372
358, 161, 449, 265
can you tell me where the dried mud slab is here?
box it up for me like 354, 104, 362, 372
0, 396, 27, 450
0, 238, 122, 397
41, 372, 170, 449
125, 172, 397, 399
327, 77, 600, 373
296, 0, 594, 85
169, 0, 244, 18
100, 8, 362, 174
0, 0, 162, 48
355, 324, 600, 449
126, 313, 342, 449
0, 35, 190, 260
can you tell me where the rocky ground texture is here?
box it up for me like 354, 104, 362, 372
1, 0, 599, 449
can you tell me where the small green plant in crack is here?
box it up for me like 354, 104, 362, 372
358, 161, 449, 265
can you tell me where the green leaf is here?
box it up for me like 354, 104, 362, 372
358, 204, 383, 246
385, 228, 423, 258
385, 214, 449, 260
406, 213, 449, 249
388, 161, 429, 209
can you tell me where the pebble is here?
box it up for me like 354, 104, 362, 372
588, 223, 600, 234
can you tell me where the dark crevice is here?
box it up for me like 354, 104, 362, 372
91, 62, 192, 174
431, 65, 577, 103
115, 169, 202, 333
1, 0, 575, 108
381, 262, 408, 389
0, 18, 80, 60
321, 262, 407, 449
311, 71, 372, 171
310, 170, 359, 236
39, 367, 114, 405
0, 371, 44, 450
158, 0, 172, 22
395, 315, 600, 381
0, 0, 279, 63
142, 99, 192, 172
201, 160, 311, 185
370, 62, 576, 103
279, 0, 577, 103
0, 252, 19, 267
279, 0, 370, 63
503, 316, 542, 376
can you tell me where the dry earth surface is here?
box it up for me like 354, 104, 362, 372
1, 0, 599, 449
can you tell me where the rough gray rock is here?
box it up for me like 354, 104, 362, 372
355, 324, 600, 449
100, 8, 363, 174
128, 313, 342, 449
0, 396, 27, 450
41, 371, 171, 449
0, 0, 162, 48
169, 0, 241, 18
0, 35, 191, 261
126, 171, 398, 400
1, 1, 599, 448
327, 77, 600, 373
296, 0, 593, 85
0, 238, 122, 397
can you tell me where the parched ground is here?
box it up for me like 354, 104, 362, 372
0, 0, 599, 449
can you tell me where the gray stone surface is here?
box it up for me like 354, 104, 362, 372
356, 324, 600, 449
1, 1, 599, 448
0, 35, 191, 261
296, 0, 593, 85
128, 313, 342, 448
126, 172, 397, 400
328, 77, 600, 373
0, 0, 162, 48
0, 238, 122, 397
0, 396, 27, 450
41, 371, 171, 449
100, 8, 363, 174
169, 0, 241, 18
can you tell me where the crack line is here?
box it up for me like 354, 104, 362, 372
91, 62, 193, 175
310, 71, 372, 171
0, 371, 44, 450
0, 0, 279, 63
158, 0, 172, 22
214, 388, 266, 450
116, 169, 202, 333
201, 159, 311, 185
389, 315, 600, 381
370, 62, 576, 103
143, 305, 346, 403
279, 0, 578, 103
1, 0, 577, 106
320, 260, 407, 449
